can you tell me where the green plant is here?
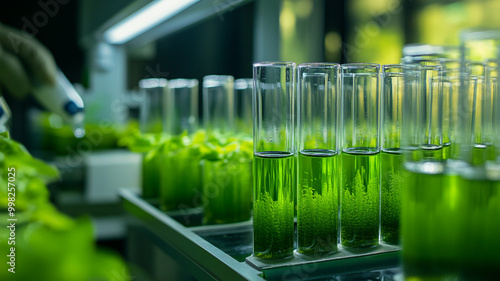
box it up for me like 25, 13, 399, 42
0, 135, 129, 280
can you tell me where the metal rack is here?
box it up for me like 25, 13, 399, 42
120, 190, 402, 281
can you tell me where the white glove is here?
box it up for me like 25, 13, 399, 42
0, 23, 57, 98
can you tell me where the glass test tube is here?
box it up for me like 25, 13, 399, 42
461, 30, 500, 62
203, 75, 235, 138
452, 31, 500, 281
139, 78, 168, 134
441, 59, 462, 160
166, 79, 199, 135
402, 44, 461, 61
235, 79, 253, 137
160, 79, 201, 211
489, 59, 500, 161
407, 61, 443, 160
138, 78, 167, 199
340, 63, 380, 248
461, 30, 500, 164
401, 52, 478, 280
400, 61, 461, 281
253, 62, 295, 259
467, 62, 490, 165
402, 40, 500, 280
297, 63, 340, 255
201, 75, 252, 225
380, 65, 404, 245
403, 45, 450, 160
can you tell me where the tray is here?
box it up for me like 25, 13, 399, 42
120, 190, 402, 281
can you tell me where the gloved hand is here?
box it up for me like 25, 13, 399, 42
0, 23, 57, 98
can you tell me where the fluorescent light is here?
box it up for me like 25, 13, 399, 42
104, 0, 199, 44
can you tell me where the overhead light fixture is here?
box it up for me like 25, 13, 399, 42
103, 0, 199, 44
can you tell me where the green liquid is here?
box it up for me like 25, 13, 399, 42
142, 151, 161, 198
341, 149, 380, 248
487, 145, 497, 161
297, 150, 339, 255
202, 158, 252, 224
380, 149, 403, 245
450, 142, 461, 160
471, 144, 488, 166
253, 152, 295, 259
442, 142, 451, 160
160, 147, 201, 211
419, 144, 443, 160
457, 173, 500, 280
403, 162, 500, 280
470, 143, 497, 166
402, 162, 462, 280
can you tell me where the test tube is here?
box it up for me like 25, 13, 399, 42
253, 62, 295, 259
201, 75, 252, 224
441, 59, 461, 160
139, 78, 168, 134
402, 44, 461, 61
340, 63, 380, 248
411, 62, 443, 160
165, 79, 199, 136
297, 63, 340, 255
203, 75, 234, 137
235, 78, 253, 137
402, 44, 462, 161
467, 62, 490, 165
489, 58, 499, 161
454, 31, 500, 281
401, 47, 477, 281
461, 30, 500, 164
138, 78, 167, 199
461, 30, 500, 62
160, 78, 201, 211
380, 65, 404, 245
400, 59, 464, 280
